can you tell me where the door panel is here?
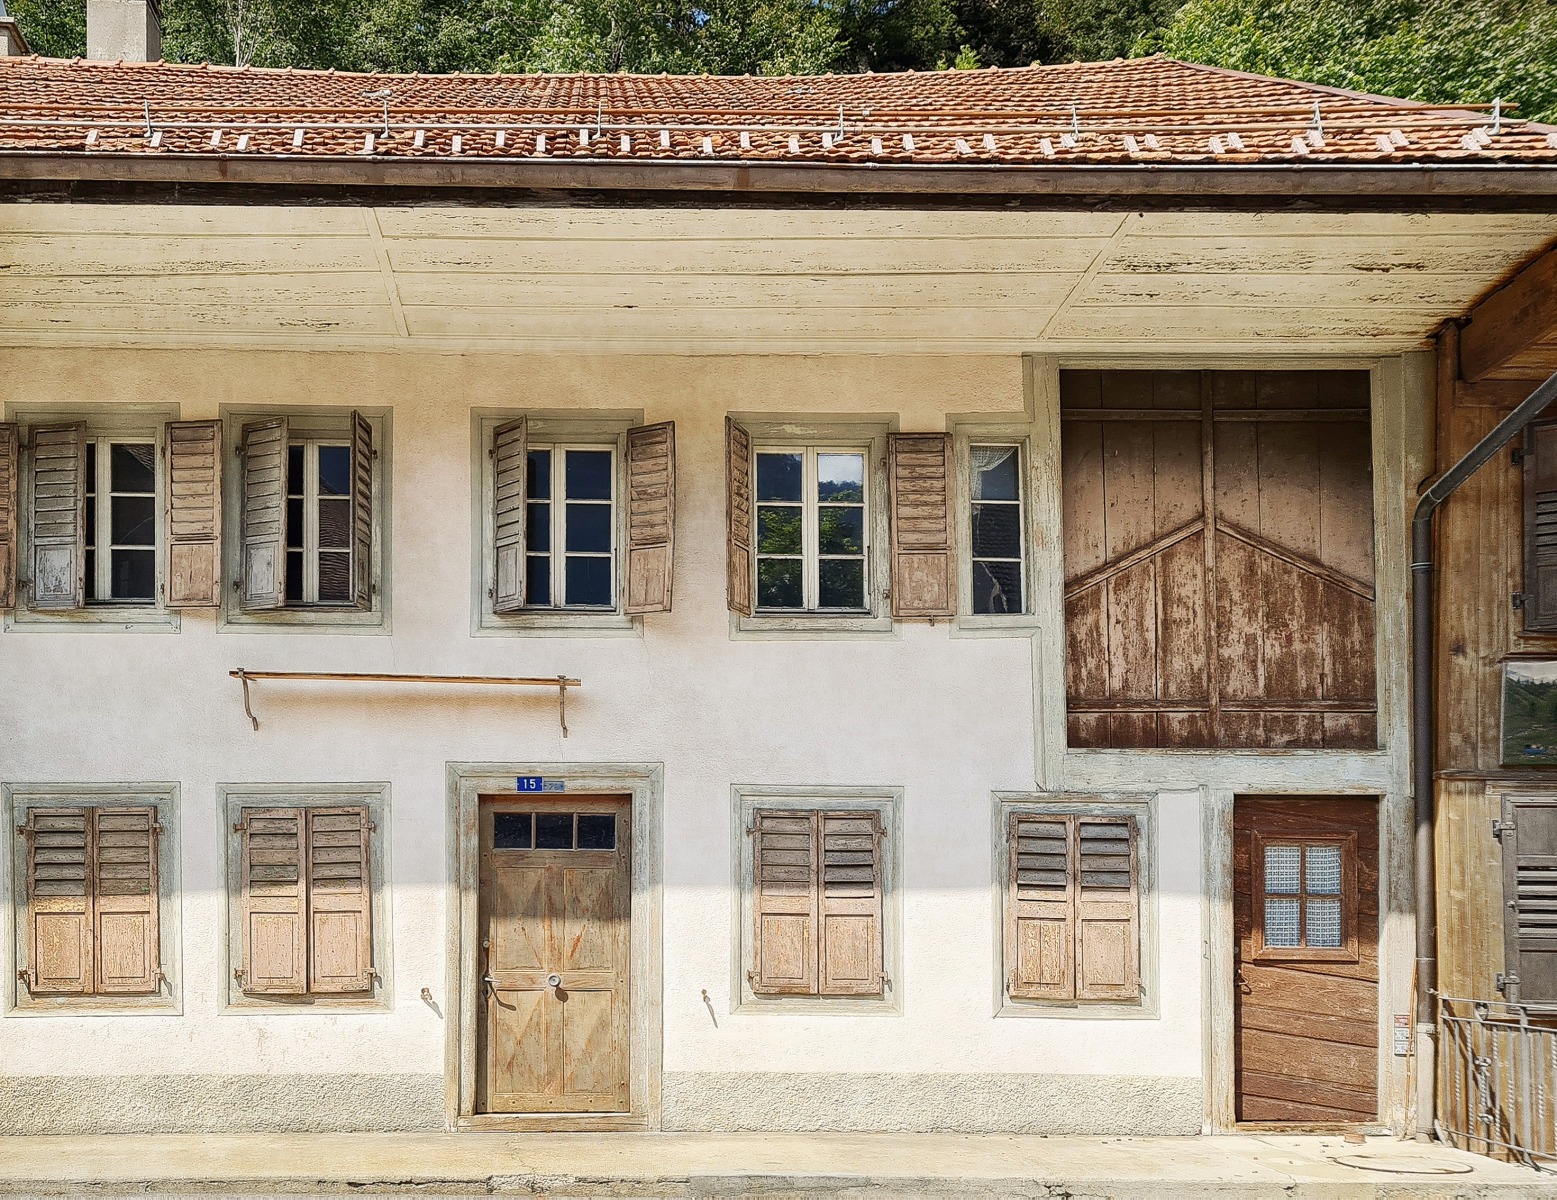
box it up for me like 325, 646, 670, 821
1234, 796, 1379, 1124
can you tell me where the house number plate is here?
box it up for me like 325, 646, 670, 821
516, 776, 565, 793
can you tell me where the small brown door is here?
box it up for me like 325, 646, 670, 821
477, 796, 631, 1114
1234, 796, 1379, 1124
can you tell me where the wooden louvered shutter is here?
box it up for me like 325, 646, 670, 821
29, 422, 85, 610
750, 808, 817, 995
306, 807, 374, 994
165, 420, 223, 608
1502, 795, 1557, 1003
93, 807, 160, 995
726, 417, 754, 617
239, 807, 307, 995
888, 432, 955, 618
624, 422, 675, 614
1525, 420, 1557, 631
24, 807, 92, 995
818, 811, 884, 997
350, 411, 374, 610
492, 417, 527, 614
1007, 813, 1075, 1000
239, 417, 287, 611
1075, 816, 1141, 1001
0, 423, 16, 610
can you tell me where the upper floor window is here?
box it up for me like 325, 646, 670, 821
754, 446, 869, 612
969, 444, 1025, 615
524, 444, 616, 609
285, 439, 354, 606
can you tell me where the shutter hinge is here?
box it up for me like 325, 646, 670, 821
16, 823, 28, 837
233, 821, 246, 833
745, 970, 757, 985
1492, 818, 1516, 841
1497, 971, 1520, 993
1513, 592, 1526, 611
1512, 447, 1526, 466
368, 820, 377, 833
368, 967, 381, 983
880, 971, 892, 991
233, 967, 247, 982
16, 968, 33, 995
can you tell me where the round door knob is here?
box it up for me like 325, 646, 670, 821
546, 973, 562, 989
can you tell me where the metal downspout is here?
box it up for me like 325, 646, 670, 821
1411, 368, 1557, 1136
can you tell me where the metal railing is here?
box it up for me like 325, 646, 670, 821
1438, 995, 1557, 1171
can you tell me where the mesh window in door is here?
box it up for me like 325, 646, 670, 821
1255, 836, 1355, 958
970, 444, 1024, 614
754, 448, 868, 611
83, 440, 157, 604
524, 446, 615, 609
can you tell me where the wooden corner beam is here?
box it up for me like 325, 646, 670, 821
1460, 240, 1557, 383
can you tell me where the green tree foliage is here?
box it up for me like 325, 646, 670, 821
7, 0, 85, 57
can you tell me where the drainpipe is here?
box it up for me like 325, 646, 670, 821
1411, 364, 1557, 1138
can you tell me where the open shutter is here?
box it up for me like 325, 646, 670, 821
750, 808, 817, 995
1006, 813, 1075, 1000
725, 417, 754, 617
818, 810, 885, 997
1525, 419, 1557, 630
239, 417, 287, 611
29, 422, 85, 610
1075, 816, 1141, 1001
239, 807, 307, 995
23, 807, 92, 995
350, 411, 374, 610
93, 807, 160, 995
1502, 795, 1557, 1003
887, 432, 955, 618
624, 421, 675, 614
306, 807, 374, 994
0, 423, 16, 610
165, 420, 223, 608
492, 417, 527, 614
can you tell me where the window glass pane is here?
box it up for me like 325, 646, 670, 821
287, 444, 305, 494
84, 549, 97, 600
1263, 845, 1301, 893
973, 560, 1022, 614
493, 813, 532, 850
1264, 897, 1301, 947
536, 812, 573, 849
756, 452, 802, 502
525, 500, 550, 552
564, 555, 612, 606
286, 498, 304, 550
110, 496, 155, 547
564, 450, 612, 501
318, 497, 351, 550
526, 554, 551, 606
565, 503, 612, 553
971, 503, 1020, 559
318, 552, 351, 603
818, 507, 863, 555
285, 550, 305, 603
110, 549, 155, 601
757, 506, 802, 554
757, 558, 803, 608
1305, 844, 1342, 894
318, 445, 351, 497
84, 457, 98, 547
110, 443, 155, 494
818, 558, 865, 609
1306, 898, 1342, 947
972, 446, 1019, 500
526, 449, 551, 500
817, 453, 864, 503
577, 813, 616, 850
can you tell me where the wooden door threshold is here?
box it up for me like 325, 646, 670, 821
1233, 1121, 1387, 1135
457, 1113, 648, 1133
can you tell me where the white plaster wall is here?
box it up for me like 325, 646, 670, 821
0, 348, 1203, 1100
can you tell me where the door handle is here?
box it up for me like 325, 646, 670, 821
483, 974, 498, 993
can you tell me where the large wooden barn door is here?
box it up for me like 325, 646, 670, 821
1234, 796, 1380, 1124
1062, 370, 1376, 749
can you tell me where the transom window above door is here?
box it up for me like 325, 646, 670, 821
754, 447, 869, 612
525, 446, 615, 609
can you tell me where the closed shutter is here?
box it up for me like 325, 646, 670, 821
0, 422, 16, 610
239, 807, 307, 995
887, 432, 955, 618
750, 809, 817, 995
1502, 795, 1557, 1002
306, 807, 374, 994
491, 417, 527, 614
350, 411, 374, 610
29, 422, 85, 610
239, 417, 288, 611
624, 422, 675, 614
164, 420, 223, 608
1006, 813, 1075, 1000
24, 807, 92, 995
818, 811, 885, 997
93, 807, 160, 995
1525, 421, 1557, 631
1074, 816, 1141, 1002
725, 417, 754, 617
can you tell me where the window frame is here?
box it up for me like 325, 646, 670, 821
285, 436, 356, 608
83, 435, 159, 607
524, 441, 618, 613
1250, 829, 1359, 964
732, 785, 902, 1015
219, 406, 390, 632
966, 441, 1028, 618
218, 782, 393, 1012
3, 782, 182, 1017
752, 443, 872, 616
952, 423, 1038, 632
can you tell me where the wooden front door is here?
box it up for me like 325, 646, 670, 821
1234, 796, 1379, 1124
477, 796, 631, 1114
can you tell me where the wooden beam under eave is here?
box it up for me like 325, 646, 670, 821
1460, 239, 1557, 382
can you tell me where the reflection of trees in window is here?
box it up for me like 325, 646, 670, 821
755, 447, 867, 611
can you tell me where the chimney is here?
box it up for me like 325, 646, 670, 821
0, 1, 31, 56
87, 0, 161, 62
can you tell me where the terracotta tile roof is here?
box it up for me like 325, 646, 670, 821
0, 52, 1553, 166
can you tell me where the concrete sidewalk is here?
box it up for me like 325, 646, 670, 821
0, 1132, 1550, 1198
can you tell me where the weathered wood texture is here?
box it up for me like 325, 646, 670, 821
888, 433, 955, 619
1061, 369, 1376, 749
1233, 796, 1379, 1124
624, 422, 675, 615
164, 419, 223, 608
0, 421, 16, 610
1460, 241, 1557, 383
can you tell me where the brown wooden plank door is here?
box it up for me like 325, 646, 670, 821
477, 796, 630, 1114
1234, 796, 1380, 1124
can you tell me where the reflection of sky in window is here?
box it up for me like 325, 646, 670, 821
817, 453, 863, 502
